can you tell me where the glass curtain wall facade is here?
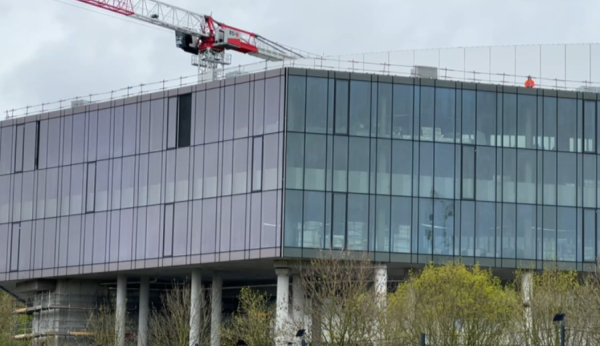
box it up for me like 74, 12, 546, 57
284, 68, 600, 270
0, 70, 286, 281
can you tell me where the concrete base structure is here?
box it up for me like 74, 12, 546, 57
211, 274, 222, 346
116, 275, 127, 346
275, 266, 291, 346
189, 269, 202, 346
138, 277, 150, 346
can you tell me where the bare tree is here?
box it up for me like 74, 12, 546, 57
292, 251, 384, 346
147, 280, 210, 346
84, 301, 137, 346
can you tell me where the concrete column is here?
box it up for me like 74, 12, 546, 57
189, 269, 202, 346
292, 275, 305, 327
523, 272, 533, 343
138, 277, 150, 346
116, 275, 127, 346
211, 274, 223, 346
275, 268, 291, 346
374, 264, 388, 309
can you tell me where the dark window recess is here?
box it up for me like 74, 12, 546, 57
86, 162, 96, 213
163, 204, 174, 257
167, 94, 192, 149
34, 121, 40, 170
14, 125, 24, 172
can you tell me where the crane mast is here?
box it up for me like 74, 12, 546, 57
75, 0, 305, 79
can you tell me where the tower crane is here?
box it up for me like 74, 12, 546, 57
74, 0, 307, 80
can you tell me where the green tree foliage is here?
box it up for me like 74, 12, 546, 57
222, 287, 275, 346
387, 262, 521, 346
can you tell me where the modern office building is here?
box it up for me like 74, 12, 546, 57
1, 66, 600, 344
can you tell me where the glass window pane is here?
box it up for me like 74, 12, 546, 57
250, 193, 261, 249
42, 219, 56, 269
335, 80, 349, 134
419, 86, 434, 141
517, 95, 536, 149
261, 191, 277, 248
419, 142, 433, 198
95, 161, 109, 212
97, 108, 111, 159
390, 196, 411, 253
123, 105, 136, 156
149, 99, 166, 152
164, 151, 175, 203
502, 149, 517, 202
460, 201, 475, 256
263, 134, 278, 191
516, 204, 536, 260
252, 137, 263, 191
542, 207, 556, 261
558, 153, 576, 206
392, 140, 412, 196
543, 152, 557, 205
476, 201, 495, 258
333, 136, 348, 192
69, 164, 84, 215
87, 111, 98, 161
21, 172, 33, 221
347, 194, 368, 251
433, 199, 453, 255
163, 204, 174, 257
173, 202, 188, 256
517, 150, 536, 204
584, 154, 596, 208
462, 146, 475, 199
0, 127, 13, 174
138, 154, 149, 206
148, 152, 162, 205
206, 88, 220, 143
376, 139, 392, 194
23, 122, 36, 170
139, 102, 150, 153
86, 163, 96, 212
418, 198, 433, 254
92, 212, 107, 264
558, 98, 577, 152
435, 87, 455, 142
543, 97, 557, 150
146, 206, 160, 259
46, 118, 60, 168
304, 134, 326, 191
193, 146, 204, 199
111, 159, 122, 209
14, 125, 24, 172
462, 90, 476, 143
0, 176, 8, 224
224, 86, 235, 141
12, 174, 22, 222
113, 106, 124, 157
476, 91, 496, 146
375, 196, 390, 252
220, 197, 231, 252
302, 191, 324, 248
204, 144, 218, 198
121, 157, 135, 208
288, 75, 306, 132
476, 146, 495, 201
503, 94, 517, 147
584, 209, 596, 262
178, 94, 192, 148
234, 83, 250, 138
138, 208, 150, 259
176, 148, 190, 201
67, 217, 80, 266
195, 91, 206, 145
434, 143, 454, 199
233, 139, 248, 194
253, 80, 265, 135
392, 84, 413, 139
201, 199, 216, 253
38, 122, 47, 169
584, 101, 596, 152
17, 222, 31, 271
222, 142, 233, 196
502, 203, 516, 259
377, 83, 392, 138
348, 137, 370, 194
231, 195, 246, 251
306, 77, 327, 134
557, 207, 576, 261
284, 190, 302, 247
119, 209, 133, 262
44, 168, 58, 218
264, 77, 280, 134
349, 81, 371, 136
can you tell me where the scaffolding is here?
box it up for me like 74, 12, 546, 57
11, 292, 99, 344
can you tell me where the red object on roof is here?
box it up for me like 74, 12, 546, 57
525, 76, 535, 88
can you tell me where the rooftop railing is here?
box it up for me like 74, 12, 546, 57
5, 43, 600, 120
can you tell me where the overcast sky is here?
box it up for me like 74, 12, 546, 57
1, 0, 598, 115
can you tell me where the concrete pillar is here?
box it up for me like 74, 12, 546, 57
374, 264, 388, 309
116, 275, 127, 346
138, 277, 150, 346
292, 275, 305, 327
189, 269, 202, 346
523, 272, 533, 343
275, 267, 291, 346
211, 274, 223, 346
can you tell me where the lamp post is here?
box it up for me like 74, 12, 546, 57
553, 313, 565, 346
